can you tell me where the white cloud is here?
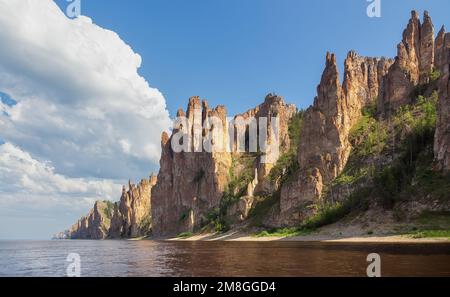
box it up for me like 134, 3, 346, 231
0, 0, 171, 238
0, 0, 171, 180
0, 142, 122, 210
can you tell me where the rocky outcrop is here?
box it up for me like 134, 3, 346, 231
279, 51, 391, 225
151, 94, 297, 236
434, 26, 450, 171
59, 10, 450, 238
151, 97, 232, 237
66, 201, 114, 239
380, 11, 435, 114
60, 175, 156, 239
109, 175, 157, 238
233, 94, 297, 193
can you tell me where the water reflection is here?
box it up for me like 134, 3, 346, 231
0, 240, 449, 277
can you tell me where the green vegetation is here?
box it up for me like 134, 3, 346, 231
177, 232, 193, 238
248, 192, 280, 227
200, 154, 258, 233
247, 111, 305, 228
404, 212, 450, 239
429, 68, 441, 82
412, 69, 440, 98
319, 90, 447, 229
254, 187, 372, 236
269, 110, 304, 187
375, 91, 438, 208
414, 211, 450, 230
255, 227, 313, 238
349, 103, 387, 157
410, 230, 450, 239
333, 166, 374, 187
139, 213, 152, 234
102, 200, 115, 220
302, 188, 371, 230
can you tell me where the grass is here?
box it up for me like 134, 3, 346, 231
302, 188, 371, 230
255, 227, 313, 238
409, 230, 450, 239
403, 212, 450, 239
177, 232, 193, 238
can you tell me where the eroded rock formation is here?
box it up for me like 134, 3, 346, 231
151, 97, 232, 237
66, 201, 114, 240
109, 175, 157, 238
434, 26, 450, 171
279, 51, 392, 225
151, 94, 297, 236
60, 175, 156, 239
59, 10, 450, 239
380, 11, 435, 114
233, 94, 297, 192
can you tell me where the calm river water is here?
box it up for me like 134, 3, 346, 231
0, 240, 449, 277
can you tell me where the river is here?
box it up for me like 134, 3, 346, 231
0, 240, 449, 276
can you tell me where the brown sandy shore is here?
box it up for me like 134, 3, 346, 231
162, 231, 450, 243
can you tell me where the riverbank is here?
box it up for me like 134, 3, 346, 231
165, 231, 450, 243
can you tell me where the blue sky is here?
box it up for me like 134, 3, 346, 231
56, 0, 450, 116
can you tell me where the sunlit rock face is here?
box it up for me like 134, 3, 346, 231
434, 26, 450, 171
150, 94, 297, 237
67, 201, 114, 240
233, 94, 297, 193
151, 97, 232, 237
279, 51, 391, 226
379, 11, 435, 115
109, 175, 157, 238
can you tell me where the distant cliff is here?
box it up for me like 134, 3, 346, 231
56, 201, 114, 240
58, 175, 157, 239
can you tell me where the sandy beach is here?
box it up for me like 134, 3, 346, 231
165, 231, 450, 243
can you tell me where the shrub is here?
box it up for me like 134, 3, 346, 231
302, 188, 371, 230
350, 114, 387, 157
268, 110, 304, 186
429, 69, 441, 82
177, 232, 193, 238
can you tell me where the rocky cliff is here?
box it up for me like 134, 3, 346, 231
109, 175, 157, 238
151, 94, 297, 236
60, 175, 156, 239
380, 11, 435, 114
434, 26, 450, 171
233, 94, 297, 193
151, 97, 233, 237
278, 51, 392, 225
59, 10, 450, 239
64, 201, 114, 240
272, 11, 450, 226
